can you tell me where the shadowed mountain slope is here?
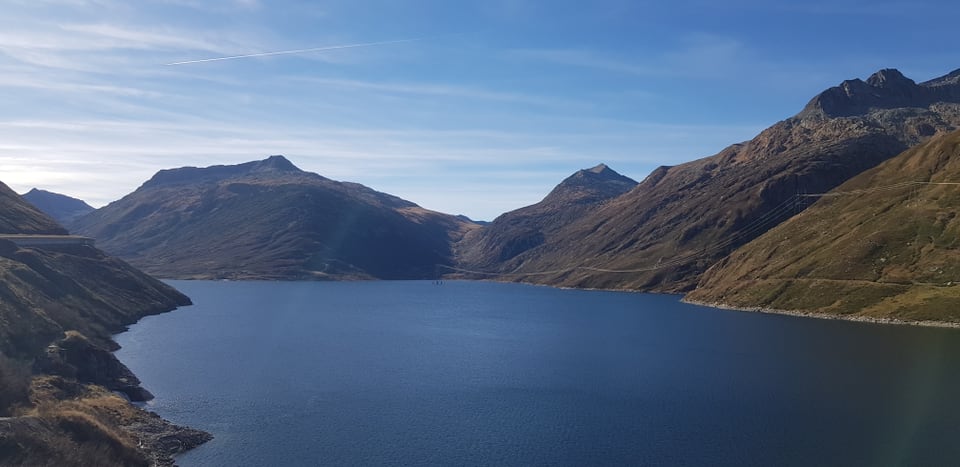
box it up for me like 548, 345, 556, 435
0, 181, 66, 235
71, 156, 478, 280
456, 164, 637, 271
457, 67, 960, 292
22, 188, 95, 225
688, 129, 960, 322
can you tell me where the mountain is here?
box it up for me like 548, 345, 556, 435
687, 129, 960, 322
456, 68, 960, 292
456, 164, 637, 272
71, 155, 478, 280
21, 188, 95, 225
0, 181, 66, 235
0, 179, 209, 465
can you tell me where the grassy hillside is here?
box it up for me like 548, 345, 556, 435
688, 129, 960, 322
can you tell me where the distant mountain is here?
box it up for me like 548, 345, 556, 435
688, 129, 960, 322
456, 163, 637, 272
0, 181, 66, 235
21, 188, 94, 225
457, 67, 960, 292
71, 155, 478, 280
0, 178, 208, 465
456, 215, 489, 226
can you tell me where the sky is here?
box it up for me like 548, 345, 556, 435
1, 0, 958, 221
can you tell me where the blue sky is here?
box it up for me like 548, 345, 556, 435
1, 0, 958, 220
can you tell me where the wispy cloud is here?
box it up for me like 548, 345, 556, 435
287, 76, 587, 109
165, 37, 426, 65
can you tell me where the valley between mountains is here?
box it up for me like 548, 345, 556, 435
4, 64, 960, 466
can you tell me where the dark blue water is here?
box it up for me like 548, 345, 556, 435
115, 280, 960, 466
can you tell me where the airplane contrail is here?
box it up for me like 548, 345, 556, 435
165, 37, 425, 66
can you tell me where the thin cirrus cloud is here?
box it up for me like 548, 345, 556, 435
165, 37, 427, 65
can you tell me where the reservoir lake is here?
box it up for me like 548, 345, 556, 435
115, 280, 960, 466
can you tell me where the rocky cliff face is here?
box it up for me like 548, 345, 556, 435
71, 156, 478, 280
456, 67, 960, 292
687, 129, 960, 322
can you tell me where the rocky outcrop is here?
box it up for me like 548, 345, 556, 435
2, 376, 211, 467
36, 332, 154, 402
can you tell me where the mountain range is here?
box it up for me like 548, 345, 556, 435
30, 66, 960, 323
453, 68, 960, 292
70, 155, 477, 280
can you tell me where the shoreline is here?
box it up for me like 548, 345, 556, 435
681, 297, 960, 329
456, 276, 960, 330
171, 276, 960, 329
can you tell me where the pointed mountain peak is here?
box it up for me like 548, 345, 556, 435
543, 163, 638, 205
254, 155, 301, 172
587, 163, 611, 174
572, 163, 633, 183
865, 68, 915, 88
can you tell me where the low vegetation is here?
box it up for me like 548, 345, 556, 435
0, 178, 208, 465
689, 129, 960, 321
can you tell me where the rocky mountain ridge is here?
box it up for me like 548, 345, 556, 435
455, 67, 960, 292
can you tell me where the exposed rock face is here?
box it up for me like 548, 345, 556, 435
800, 68, 960, 118
2, 376, 211, 467
37, 332, 154, 402
456, 164, 637, 271
21, 188, 95, 226
71, 156, 478, 280
457, 68, 960, 292
688, 129, 960, 322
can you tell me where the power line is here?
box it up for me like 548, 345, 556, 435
442, 179, 960, 277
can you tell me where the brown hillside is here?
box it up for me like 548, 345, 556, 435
71, 156, 478, 280
0, 177, 208, 465
688, 129, 960, 322
456, 163, 637, 271
458, 68, 960, 292
0, 181, 66, 235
